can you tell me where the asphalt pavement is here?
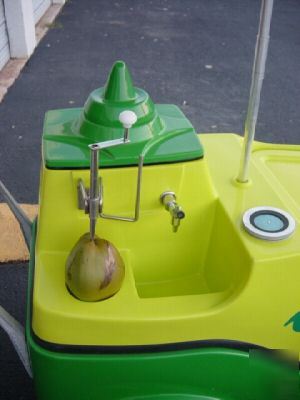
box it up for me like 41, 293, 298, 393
0, 0, 300, 398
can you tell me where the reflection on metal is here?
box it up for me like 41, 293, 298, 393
89, 145, 100, 240
160, 191, 185, 232
237, 0, 274, 183
0, 305, 32, 377
77, 178, 89, 212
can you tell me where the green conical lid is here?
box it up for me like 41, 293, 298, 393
43, 60, 203, 168
76, 60, 160, 141
103, 61, 136, 102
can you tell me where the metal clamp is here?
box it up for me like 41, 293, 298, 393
77, 156, 144, 223
77, 110, 143, 223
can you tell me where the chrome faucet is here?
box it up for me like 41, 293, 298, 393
160, 191, 185, 232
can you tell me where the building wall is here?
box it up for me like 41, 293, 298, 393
0, 0, 10, 70
0, 0, 65, 71
33, 0, 51, 24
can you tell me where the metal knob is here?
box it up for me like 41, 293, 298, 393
119, 110, 138, 128
160, 191, 185, 233
119, 110, 137, 141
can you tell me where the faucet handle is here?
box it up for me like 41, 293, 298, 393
119, 110, 137, 129
170, 204, 185, 232
160, 191, 185, 233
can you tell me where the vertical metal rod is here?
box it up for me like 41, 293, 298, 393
124, 127, 129, 142
237, 0, 274, 183
89, 145, 99, 240
100, 154, 144, 222
134, 155, 144, 220
0, 304, 32, 377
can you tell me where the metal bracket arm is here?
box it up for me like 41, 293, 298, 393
77, 155, 144, 222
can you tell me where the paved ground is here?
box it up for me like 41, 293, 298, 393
0, 0, 300, 398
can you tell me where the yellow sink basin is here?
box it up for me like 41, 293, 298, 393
134, 200, 250, 300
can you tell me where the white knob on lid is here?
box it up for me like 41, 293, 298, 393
119, 110, 137, 129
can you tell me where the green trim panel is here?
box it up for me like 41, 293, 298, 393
27, 332, 299, 400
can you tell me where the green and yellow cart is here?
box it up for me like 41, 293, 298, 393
0, 0, 300, 398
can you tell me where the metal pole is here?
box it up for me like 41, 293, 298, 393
237, 0, 274, 183
89, 145, 99, 240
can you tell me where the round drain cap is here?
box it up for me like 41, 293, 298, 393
242, 207, 296, 241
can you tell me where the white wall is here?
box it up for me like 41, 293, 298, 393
0, 0, 10, 69
1, 0, 65, 62
4, 0, 36, 58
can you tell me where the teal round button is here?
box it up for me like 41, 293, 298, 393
243, 207, 295, 240
253, 214, 284, 232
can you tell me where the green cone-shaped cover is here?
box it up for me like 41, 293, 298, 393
75, 60, 161, 142
43, 60, 203, 168
103, 61, 136, 102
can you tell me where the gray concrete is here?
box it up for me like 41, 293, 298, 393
0, 0, 299, 398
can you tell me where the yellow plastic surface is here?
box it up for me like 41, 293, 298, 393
32, 134, 300, 354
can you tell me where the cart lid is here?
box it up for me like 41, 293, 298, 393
42, 61, 203, 169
